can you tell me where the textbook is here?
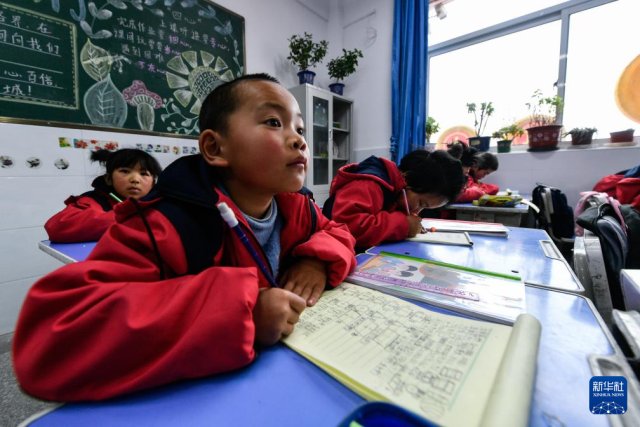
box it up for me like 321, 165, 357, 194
408, 230, 473, 246
421, 218, 509, 237
347, 252, 525, 325
283, 283, 541, 427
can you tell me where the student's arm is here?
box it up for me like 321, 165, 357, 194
44, 196, 116, 242
289, 200, 357, 287
13, 209, 262, 402
329, 180, 408, 248
456, 185, 486, 202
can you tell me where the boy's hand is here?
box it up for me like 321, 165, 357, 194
407, 215, 422, 237
280, 258, 327, 306
253, 288, 306, 347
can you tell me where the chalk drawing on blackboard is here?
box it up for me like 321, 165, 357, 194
123, 81, 163, 131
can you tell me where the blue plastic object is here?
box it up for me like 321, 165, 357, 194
337, 402, 439, 427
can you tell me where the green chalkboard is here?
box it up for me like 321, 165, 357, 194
0, 0, 245, 136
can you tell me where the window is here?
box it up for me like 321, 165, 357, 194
427, 0, 639, 148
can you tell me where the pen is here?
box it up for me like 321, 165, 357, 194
217, 202, 278, 287
109, 192, 123, 203
402, 188, 411, 216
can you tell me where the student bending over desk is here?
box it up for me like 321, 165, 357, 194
456, 150, 500, 203
322, 150, 464, 249
13, 73, 356, 402
44, 148, 162, 242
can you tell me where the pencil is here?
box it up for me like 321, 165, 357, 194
109, 192, 123, 203
402, 189, 411, 215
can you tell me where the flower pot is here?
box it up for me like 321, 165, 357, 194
468, 136, 490, 152
297, 70, 316, 85
609, 128, 634, 143
497, 139, 512, 153
329, 82, 344, 95
526, 125, 563, 151
570, 133, 594, 146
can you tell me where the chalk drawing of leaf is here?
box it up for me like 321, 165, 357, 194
88, 3, 113, 20
80, 40, 113, 81
107, 0, 127, 10
84, 76, 128, 127
79, 20, 93, 37
92, 30, 113, 39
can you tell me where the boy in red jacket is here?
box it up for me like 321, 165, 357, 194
13, 73, 356, 402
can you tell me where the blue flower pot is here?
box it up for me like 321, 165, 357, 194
329, 83, 345, 95
468, 136, 491, 152
297, 70, 316, 85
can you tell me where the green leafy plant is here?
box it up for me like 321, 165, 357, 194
526, 89, 564, 127
327, 48, 364, 81
425, 116, 440, 143
492, 123, 524, 142
287, 32, 329, 71
564, 127, 597, 144
466, 102, 494, 136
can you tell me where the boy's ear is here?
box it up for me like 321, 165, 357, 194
104, 174, 112, 186
199, 129, 229, 167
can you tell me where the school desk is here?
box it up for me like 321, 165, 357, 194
26, 282, 628, 427
38, 240, 97, 264
443, 199, 531, 226
366, 226, 584, 294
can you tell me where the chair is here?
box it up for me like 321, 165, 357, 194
531, 185, 575, 262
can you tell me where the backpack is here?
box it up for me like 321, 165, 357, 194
573, 191, 625, 237
577, 204, 629, 309
532, 184, 575, 239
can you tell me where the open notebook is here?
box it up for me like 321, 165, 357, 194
283, 283, 541, 427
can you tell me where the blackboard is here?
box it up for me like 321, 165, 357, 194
0, 0, 245, 136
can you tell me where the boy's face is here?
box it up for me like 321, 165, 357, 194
201, 80, 308, 197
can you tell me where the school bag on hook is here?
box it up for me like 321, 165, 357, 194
531, 184, 575, 240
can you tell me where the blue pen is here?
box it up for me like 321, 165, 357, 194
217, 202, 279, 287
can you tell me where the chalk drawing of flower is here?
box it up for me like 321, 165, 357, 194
165, 50, 234, 115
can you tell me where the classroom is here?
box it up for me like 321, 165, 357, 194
1, 0, 640, 425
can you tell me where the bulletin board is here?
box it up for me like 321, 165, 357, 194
0, 0, 245, 136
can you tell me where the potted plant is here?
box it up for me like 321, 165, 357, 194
565, 127, 597, 146
466, 101, 494, 152
525, 89, 564, 151
492, 123, 524, 153
425, 116, 440, 144
609, 128, 635, 143
287, 32, 329, 85
327, 48, 364, 95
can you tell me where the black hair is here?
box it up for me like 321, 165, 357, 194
447, 142, 478, 168
398, 149, 465, 202
198, 73, 281, 134
90, 149, 162, 178
475, 152, 499, 171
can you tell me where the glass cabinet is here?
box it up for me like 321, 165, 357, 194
289, 84, 353, 205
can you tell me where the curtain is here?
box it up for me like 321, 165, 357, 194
390, 0, 428, 162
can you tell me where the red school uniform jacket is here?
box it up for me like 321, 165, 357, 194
44, 176, 118, 242
13, 155, 356, 402
324, 156, 408, 249
455, 175, 499, 203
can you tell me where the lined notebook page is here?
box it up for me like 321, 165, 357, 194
283, 283, 520, 427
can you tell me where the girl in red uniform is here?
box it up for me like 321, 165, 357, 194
44, 149, 162, 242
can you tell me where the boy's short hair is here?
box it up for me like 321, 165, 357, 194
399, 149, 465, 202
198, 73, 280, 134
475, 152, 499, 171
